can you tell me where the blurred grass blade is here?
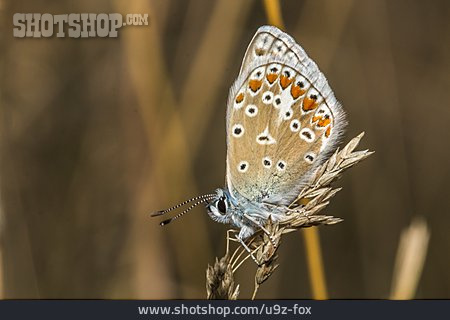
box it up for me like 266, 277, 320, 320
263, 0, 328, 300
178, 0, 255, 155
390, 217, 430, 299
263, 0, 284, 29
303, 228, 328, 299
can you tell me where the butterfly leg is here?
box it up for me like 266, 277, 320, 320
237, 227, 259, 265
226, 229, 239, 254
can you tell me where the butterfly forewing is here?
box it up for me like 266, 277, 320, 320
226, 26, 346, 205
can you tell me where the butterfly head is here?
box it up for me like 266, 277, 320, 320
151, 188, 237, 226
206, 188, 235, 224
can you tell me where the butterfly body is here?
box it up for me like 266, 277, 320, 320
154, 26, 346, 244
206, 188, 288, 239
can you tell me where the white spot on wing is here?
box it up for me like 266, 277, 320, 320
304, 152, 316, 164
262, 91, 274, 104
267, 63, 281, 74
281, 66, 294, 79
232, 124, 244, 138
273, 95, 282, 108
316, 104, 327, 115
237, 161, 249, 173
262, 156, 272, 168
251, 67, 265, 80
290, 119, 300, 132
294, 75, 309, 91
306, 88, 322, 103
276, 88, 295, 123
256, 126, 276, 145
283, 108, 293, 120
245, 105, 258, 117
300, 128, 315, 142
276, 160, 287, 171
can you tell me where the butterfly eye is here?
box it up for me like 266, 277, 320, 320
217, 197, 227, 214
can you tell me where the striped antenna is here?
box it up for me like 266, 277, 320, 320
151, 194, 216, 217
159, 196, 215, 226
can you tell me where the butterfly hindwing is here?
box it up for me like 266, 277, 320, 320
226, 26, 346, 205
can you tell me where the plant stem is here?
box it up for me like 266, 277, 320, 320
252, 283, 260, 300
303, 228, 328, 299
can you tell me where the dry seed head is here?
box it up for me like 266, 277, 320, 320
206, 255, 240, 300
278, 133, 373, 232
253, 219, 283, 286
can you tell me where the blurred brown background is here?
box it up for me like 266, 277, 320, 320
1, 0, 449, 299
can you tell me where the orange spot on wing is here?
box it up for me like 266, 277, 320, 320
280, 75, 293, 89
266, 73, 278, 84
312, 116, 321, 123
302, 97, 318, 111
318, 117, 331, 127
325, 126, 331, 137
235, 93, 244, 103
249, 79, 262, 92
291, 85, 305, 99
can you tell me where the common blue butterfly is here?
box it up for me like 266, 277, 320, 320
152, 26, 346, 253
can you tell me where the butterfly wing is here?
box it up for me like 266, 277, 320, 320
226, 26, 346, 205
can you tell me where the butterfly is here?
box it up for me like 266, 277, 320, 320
152, 26, 346, 253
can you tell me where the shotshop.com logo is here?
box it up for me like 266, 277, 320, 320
13, 13, 149, 38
